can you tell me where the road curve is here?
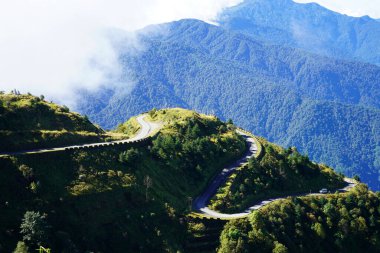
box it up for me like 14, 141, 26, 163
0, 115, 161, 156
193, 130, 258, 218
193, 131, 357, 219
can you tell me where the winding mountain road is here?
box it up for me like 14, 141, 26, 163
0, 115, 161, 156
2, 114, 357, 219
193, 130, 258, 218
193, 131, 357, 219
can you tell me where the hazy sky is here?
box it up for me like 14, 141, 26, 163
0, 0, 242, 105
295, 0, 380, 18
0, 0, 379, 106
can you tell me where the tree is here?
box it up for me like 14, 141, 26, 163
248, 156, 260, 168
148, 108, 157, 118
20, 211, 50, 246
272, 241, 288, 253
11, 89, 21, 95
61, 105, 70, 113
119, 148, 141, 165
312, 222, 326, 239
18, 165, 34, 182
187, 196, 193, 211
143, 175, 153, 202
353, 175, 361, 182
13, 241, 29, 253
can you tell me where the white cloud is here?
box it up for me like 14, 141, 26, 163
294, 0, 380, 19
0, 0, 242, 106
1, 0, 378, 107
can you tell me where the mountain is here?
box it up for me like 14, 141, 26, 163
218, 0, 380, 66
77, 19, 380, 190
1, 105, 372, 253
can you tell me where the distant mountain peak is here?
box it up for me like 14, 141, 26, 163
217, 0, 380, 66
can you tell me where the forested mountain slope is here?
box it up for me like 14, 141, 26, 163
219, 185, 380, 253
218, 0, 380, 66
1, 106, 369, 253
0, 108, 246, 252
78, 19, 380, 190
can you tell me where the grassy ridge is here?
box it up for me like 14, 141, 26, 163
0, 108, 246, 252
0, 93, 125, 152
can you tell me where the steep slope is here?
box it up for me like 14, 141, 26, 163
77, 19, 380, 190
219, 185, 380, 253
0, 108, 246, 252
1, 107, 359, 253
218, 0, 380, 66
209, 138, 345, 214
0, 93, 110, 152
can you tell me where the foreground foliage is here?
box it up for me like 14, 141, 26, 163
0, 108, 245, 252
219, 184, 380, 253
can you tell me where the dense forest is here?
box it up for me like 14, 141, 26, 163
77, 19, 380, 190
219, 184, 380, 253
219, 0, 380, 66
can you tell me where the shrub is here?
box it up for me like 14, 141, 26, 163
20, 211, 50, 246
13, 241, 29, 253
18, 165, 34, 182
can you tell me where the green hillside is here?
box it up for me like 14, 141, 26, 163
0, 104, 375, 253
210, 138, 345, 213
0, 93, 122, 152
0, 107, 246, 252
219, 185, 380, 253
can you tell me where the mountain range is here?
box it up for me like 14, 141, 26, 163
77, 1, 380, 190
218, 0, 380, 66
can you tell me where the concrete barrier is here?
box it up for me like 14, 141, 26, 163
72, 137, 152, 151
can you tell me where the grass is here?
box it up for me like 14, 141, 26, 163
0, 93, 131, 152
114, 116, 141, 138
147, 108, 217, 125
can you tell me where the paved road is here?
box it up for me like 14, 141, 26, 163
193, 130, 357, 219
195, 171, 357, 219
0, 115, 161, 156
193, 130, 258, 218
235, 178, 357, 218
